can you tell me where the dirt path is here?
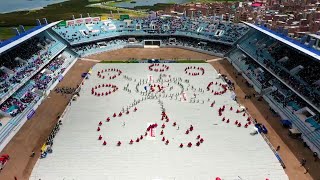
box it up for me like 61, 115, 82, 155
87, 48, 217, 61
0, 60, 96, 180
210, 59, 320, 180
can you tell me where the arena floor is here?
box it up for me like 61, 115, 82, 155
30, 63, 287, 180
0, 48, 319, 180
0, 60, 96, 180
86, 48, 217, 61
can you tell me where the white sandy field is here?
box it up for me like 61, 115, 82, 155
30, 63, 288, 180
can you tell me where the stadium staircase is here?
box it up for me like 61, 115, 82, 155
14, 82, 34, 100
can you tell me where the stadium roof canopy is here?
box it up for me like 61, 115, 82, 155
243, 22, 320, 61
0, 21, 60, 55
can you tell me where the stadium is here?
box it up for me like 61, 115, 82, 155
0, 12, 319, 180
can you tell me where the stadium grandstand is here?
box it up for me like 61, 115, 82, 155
0, 12, 319, 179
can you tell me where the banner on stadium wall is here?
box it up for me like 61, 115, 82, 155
27, 109, 35, 120
75, 18, 84, 24
66, 17, 100, 26
120, 14, 130, 21
84, 17, 92, 23
92, 17, 100, 22
57, 20, 67, 27
66, 20, 75, 26
101, 16, 108, 21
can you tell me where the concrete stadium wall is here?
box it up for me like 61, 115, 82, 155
162, 45, 224, 58
69, 33, 234, 47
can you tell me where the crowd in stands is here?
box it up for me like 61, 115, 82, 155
33, 74, 52, 90
31, 55, 66, 90
0, 35, 56, 96
20, 92, 37, 104
0, 97, 27, 117
53, 15, 249, 44
237, 55, 273, 89
0, 51, 69, 117
162, 37, 231, 55
229, 46, 320, 123
241, 31, 320, 109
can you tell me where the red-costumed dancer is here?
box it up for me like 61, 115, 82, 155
136, 138, 140, 142
197, 135, 201, 139
99, 121, 102, 126
165, 140, 169, 145
162, 137, 165, 141
160, 130, 164, 135
130, 139, 134, 144
180, 143, 183, 148
117, 141, 121, 146
188, 142, 192, 147
185, 130, 189, 134
97, 127, 100, 131
200, 138, 204, 143
103, 141, 107, 145
196, 141, 200, 146
98, 135, 102, 140
162, 124, 166, 129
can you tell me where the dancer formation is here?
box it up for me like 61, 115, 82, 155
89, 63, 254, 148
97, 68, 122, 79
185, 66, 205, 76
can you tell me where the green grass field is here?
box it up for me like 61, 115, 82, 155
0, 26, 34, 40
0, 0, 144, 27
